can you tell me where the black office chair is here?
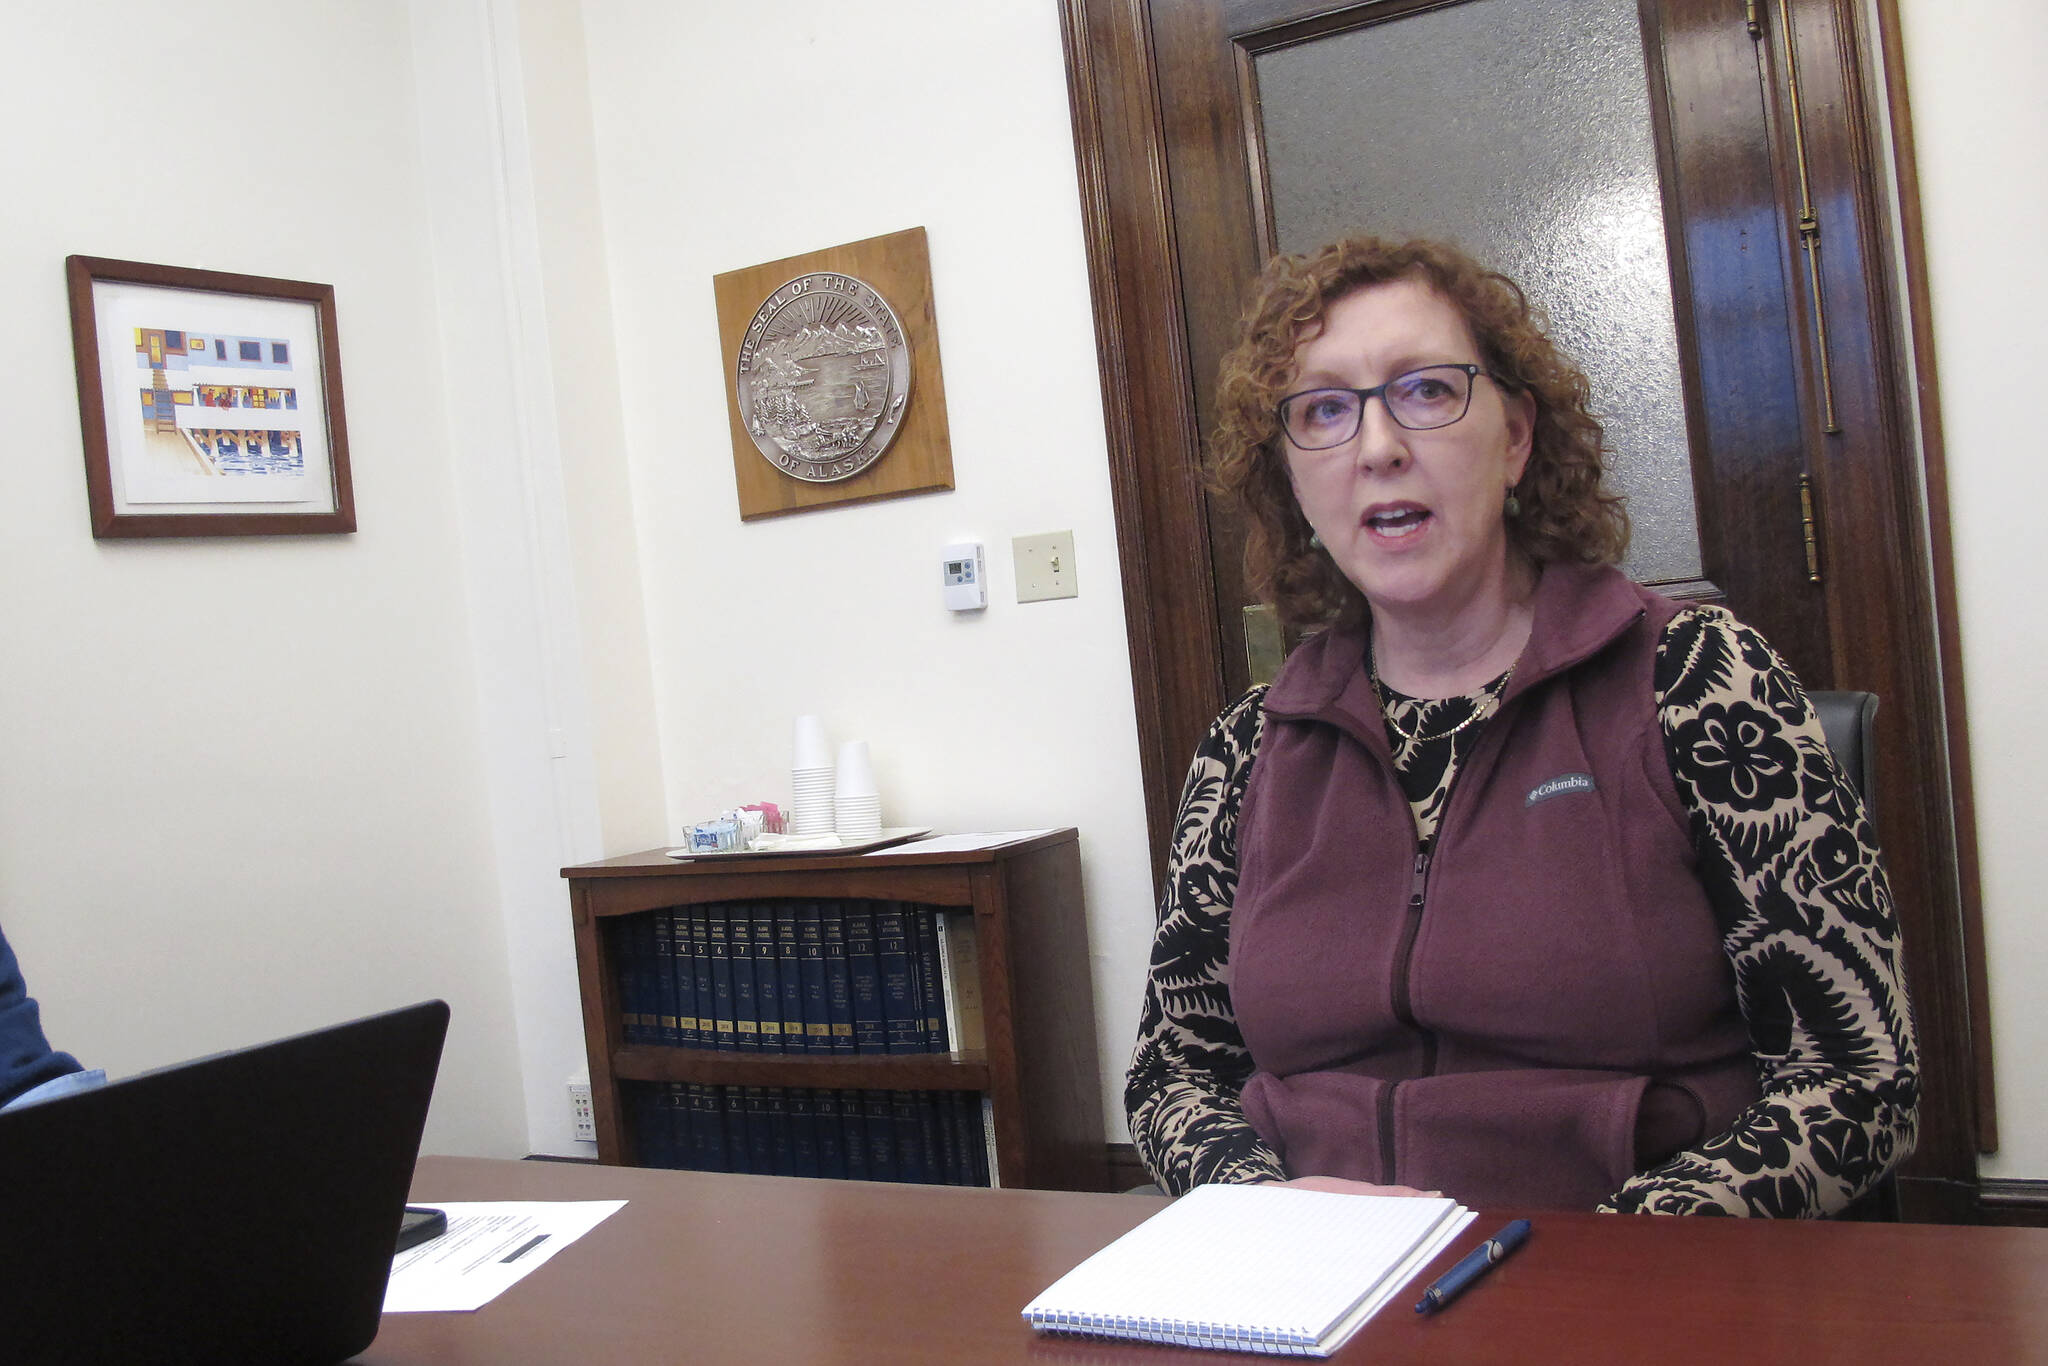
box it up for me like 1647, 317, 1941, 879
1810, 690, 1879, 834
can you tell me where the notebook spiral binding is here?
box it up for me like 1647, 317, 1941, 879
1034, 1308, 1317, 1355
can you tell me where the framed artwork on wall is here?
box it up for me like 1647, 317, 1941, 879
65, 255, 356, 538
712, 226, 955, 520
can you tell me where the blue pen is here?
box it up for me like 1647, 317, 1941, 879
1413, 1219, 1531, 1315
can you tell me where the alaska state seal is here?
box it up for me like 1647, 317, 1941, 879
735, 272, 912, 483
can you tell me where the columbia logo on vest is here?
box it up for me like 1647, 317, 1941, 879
1525, 773, 1597, 807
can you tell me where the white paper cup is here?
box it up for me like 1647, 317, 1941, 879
793, 714, 833, 770
834, 740, 878, 798
834, 798, 882, 837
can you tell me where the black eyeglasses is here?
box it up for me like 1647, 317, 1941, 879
1275, 364, 1498, 450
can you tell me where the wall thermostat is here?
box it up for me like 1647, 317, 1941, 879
942, 541, 987, 611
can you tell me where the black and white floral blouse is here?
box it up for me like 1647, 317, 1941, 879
1126, 604, 1920, 1215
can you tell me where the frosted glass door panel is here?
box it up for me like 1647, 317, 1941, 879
1256, 0, 1701, 584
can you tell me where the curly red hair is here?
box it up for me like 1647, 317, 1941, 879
1210, 236, 1629, 627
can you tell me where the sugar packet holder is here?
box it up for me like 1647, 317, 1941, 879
681, 802, 784, 853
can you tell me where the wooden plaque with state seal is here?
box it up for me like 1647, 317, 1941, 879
713, 227, 955, 520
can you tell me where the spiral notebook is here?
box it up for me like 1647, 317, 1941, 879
1022, 1183, 1474, 1357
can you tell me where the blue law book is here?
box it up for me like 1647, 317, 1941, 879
722, 1084, 752, 1174
892, 1090, 928, 1184
642, 1083, 667, 1165
798, 906, 831, 1052
688, 1082, 726, 1172
953, 1092, 979, 1187
843, 903, 886, 1054
763, 1087, 794, 1176
948, 1091, 985, 1187
744, 1086, 776, 1176
812, 1090, 841, 1179
649, 1082, 683, 1169
709, 1083, 739, 1174
672, 908, 702, 1047
729, 907, 761, 1052
875, 903, 924, 1054
839, 1090, 869, 1184
821, 904, 856, 1055
751, 903, 785, 1052
810, 1089, 846, 1180
675, 1081, 700, 1171
957, 1095, 984, 1187
629, 1085, 661, 1165
639, 913, 665, 1044
788, 1088, 820, 1178
912, 907, 949, 1053
642, 1083, 666, 1168
707, 905, 739, 1051
652, 910, 681, 1047
614, 916, 648, 1046
773, 903, 808, 1054
690, 906, 717, 1050
929, 1091, 961, 1185
863, 1090, 898, 1182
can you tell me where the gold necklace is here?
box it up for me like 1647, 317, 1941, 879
1370, 652, 1516, 746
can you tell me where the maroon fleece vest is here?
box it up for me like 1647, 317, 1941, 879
1232, 563, 1759, 1209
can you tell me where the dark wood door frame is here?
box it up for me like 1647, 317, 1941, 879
1061, 0, 1230, 871
1059, 0, 1993, 1219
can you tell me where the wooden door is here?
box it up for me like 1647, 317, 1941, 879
1162, 0, 1832, 696
1063, 0, 1988, 1219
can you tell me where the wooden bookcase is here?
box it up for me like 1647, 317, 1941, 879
562, 829, 1111, 1192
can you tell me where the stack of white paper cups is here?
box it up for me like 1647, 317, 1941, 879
833, 739, 882, 839
791, 714, 836, 836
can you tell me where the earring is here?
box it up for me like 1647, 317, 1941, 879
1308, 530, 1324, 549
1503, 488, 1522, 519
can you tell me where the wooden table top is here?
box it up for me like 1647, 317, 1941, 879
361, 1156, 2048, 1364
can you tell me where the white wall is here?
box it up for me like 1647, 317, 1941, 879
1898, 1, 2048, 1180
0, 2, 527, 1156
405, 0, 610, 1161
513, 0, 667, 862
577, 0, 1157, 1137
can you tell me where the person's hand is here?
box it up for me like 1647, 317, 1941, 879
1270, 1175, 1442, 1198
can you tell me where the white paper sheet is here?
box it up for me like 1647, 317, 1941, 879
382, 1200, 626, 1313
865, 830, 1054, 855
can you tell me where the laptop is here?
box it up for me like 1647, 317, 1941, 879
0, 999, 449, 1365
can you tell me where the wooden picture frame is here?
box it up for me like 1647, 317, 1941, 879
65, 255, 356, 538
713, 227, 955, 520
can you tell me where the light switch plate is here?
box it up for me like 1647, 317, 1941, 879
1013, 531, 1078, 603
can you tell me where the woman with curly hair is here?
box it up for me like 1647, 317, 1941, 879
1125, 236, 1919, 1215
